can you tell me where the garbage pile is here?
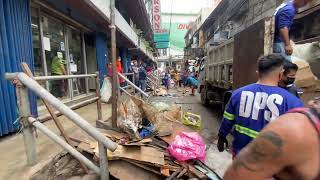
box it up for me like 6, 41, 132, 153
69, 95, 220, 180
292, 42, 320, 92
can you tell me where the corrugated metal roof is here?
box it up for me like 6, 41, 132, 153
0, 0, 37, 136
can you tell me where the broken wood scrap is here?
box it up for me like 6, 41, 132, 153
195, 160, 222, 180
89, 141, 98, 149
146, 144, 166, 152
177, 168, 188, 178
69, 130, 93, 144
195, 165, 221, 180
123, 138, 153, 146
165, 167, 183, 180
160, 166, 170, 177
123, 159, 162, 175
97, 128, 128, 140
109, 160, 162, 180
188, 164, 207, 179
150, 137, 168, 149
68, 139, 80, 147
77, 142, 94, 154
164, 164, 180, 172
94, 145, 165, 166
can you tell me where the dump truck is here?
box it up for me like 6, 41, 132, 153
200, 6, 320, 108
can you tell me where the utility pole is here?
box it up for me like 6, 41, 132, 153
110, 0, 117, 128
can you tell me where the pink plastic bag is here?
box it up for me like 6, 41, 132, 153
167, 132, 206, 161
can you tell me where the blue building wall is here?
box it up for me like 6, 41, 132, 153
0, 0, 36, 136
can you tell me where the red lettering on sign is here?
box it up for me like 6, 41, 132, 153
154, 5, 160, 13
153, 0, 162, 31
154, 15, 160, 21
178, 24, 189, 29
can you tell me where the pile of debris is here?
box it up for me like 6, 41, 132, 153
292, 42, 320, 92
69, 95, 220, 180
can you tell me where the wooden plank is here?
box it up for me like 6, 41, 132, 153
69, 130, 94, 144
124, 138, 153, 146
109, 160, 162, 180
77, 142, 94, 154
123, 159, 162, 176
165, 167, 183, 180
160, 166, 170, 177
106, 145, 165, 166
177, 168, 188, 178
150, 137, 168, 149
188, 164, 206, 179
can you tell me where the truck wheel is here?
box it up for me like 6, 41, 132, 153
201, 88, 210, 106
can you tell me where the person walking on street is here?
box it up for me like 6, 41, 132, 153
132, 60, 140, 87
163, 72, 170, 91
51, 55, 67, 98
223, 97, 320, 180
279, 60, 302, 98
273, 0, 312, 61
138, 62, 147, 93
217, 54, 304, 158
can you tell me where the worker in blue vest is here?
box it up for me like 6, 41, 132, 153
273, 0, 312, 61
217, 54, 304, 158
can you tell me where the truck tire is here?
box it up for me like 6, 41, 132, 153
201, 87, 210, 106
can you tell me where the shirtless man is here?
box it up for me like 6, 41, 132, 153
223, 98, 320, 180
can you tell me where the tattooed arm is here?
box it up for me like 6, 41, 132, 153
223, 113, 317, 180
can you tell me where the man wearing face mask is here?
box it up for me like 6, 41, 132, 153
217, 54, 304, 158
279, 60, 302, 98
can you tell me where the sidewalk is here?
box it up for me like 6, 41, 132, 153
0, 103, 111, 180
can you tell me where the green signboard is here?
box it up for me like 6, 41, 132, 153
156, 41, 169, 49
154, 33, 170, 42
161, 22, 188, 52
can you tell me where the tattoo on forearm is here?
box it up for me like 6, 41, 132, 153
232, 131, 283, 172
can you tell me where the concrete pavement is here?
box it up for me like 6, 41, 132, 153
0, 103, 111, 180
0, 88, 232, 179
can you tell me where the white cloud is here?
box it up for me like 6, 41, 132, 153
161, 0, 213, 14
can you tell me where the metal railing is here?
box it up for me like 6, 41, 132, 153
117, 70, 161, 98
117, 72, 149, 98
5, 72, 117, 179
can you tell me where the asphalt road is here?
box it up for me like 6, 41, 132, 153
150, 88, 232, 177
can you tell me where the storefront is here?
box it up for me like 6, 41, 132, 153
30, 3, 99, 106
0, 0, 151, 136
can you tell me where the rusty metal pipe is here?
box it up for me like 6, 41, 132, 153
37, 97, 99, 123
28, 117, 100, 174
6, 73, 117, 151
34, 74, 96, 81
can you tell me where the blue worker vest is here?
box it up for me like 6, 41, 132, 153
218, 83, 303, 154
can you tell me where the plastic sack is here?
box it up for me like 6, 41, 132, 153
151, 101, 171, 112
100, 77, 112, 103
182, 112, 201, 130
117, 95, 142, 139
168, 132, 206, 161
